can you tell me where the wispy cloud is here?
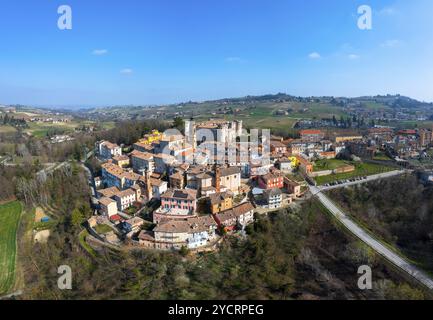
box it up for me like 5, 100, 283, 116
381, 39, 403, 48
308, 52, 321, 60
92, 49, 108, 56
348, 54, 360, 60
120, 68, 133, 75
225, 57, 246, 63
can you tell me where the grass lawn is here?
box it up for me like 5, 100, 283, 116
313, 159, 351, 172
33, 219, 57, 232
24, 121, 78, 138
314, 162, 394, 185
79, 230, 97, 258
94, 224, 112, 234
373, 152, 392, 161
0, 201, 22, 295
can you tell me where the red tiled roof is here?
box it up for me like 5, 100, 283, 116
109, 214, 122, 222
300, 129, 323, 135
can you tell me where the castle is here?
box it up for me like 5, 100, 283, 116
185, 119, 243, 147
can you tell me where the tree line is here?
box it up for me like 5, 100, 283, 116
19, 200, 425, 300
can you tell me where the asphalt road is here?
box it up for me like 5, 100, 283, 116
310, 185, 433, 291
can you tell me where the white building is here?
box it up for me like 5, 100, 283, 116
98, 141, 122, 159
114, 189, 137, 211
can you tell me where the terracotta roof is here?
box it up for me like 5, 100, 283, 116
209, 191, 234, 205
261, 172, 282, 181
154, 215, 216, 234
131, 150, 154, 161
161, 188, 197, 200
300, 129, 324, 135
101, 141, 120, 150
98, 187, 121, 198
99, 197, 116, 206
196, 173, 213, 180
133, 142, 155, 151
123, 171, 141, 181
102, 162, 125, 178
220, 166, 241, 177
114, 188, 136, 199
398, 129, 417, 135
368, 127, 393, 134
215, 202, 254, 222
150, 178, 167, 187
170, 172, 184, 180
148, 172, 161, 179
113, 155, 129, 161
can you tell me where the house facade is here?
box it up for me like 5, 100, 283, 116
263, 188, 283, 209
213, 202, 255, 231
258, 172, 284, 190
99, 141, 122, 159
99, 197, 118, 217
114, 189, 137, 211
153, 189, 198, 223
208, 192, 234, 214
131, 150, 155, 173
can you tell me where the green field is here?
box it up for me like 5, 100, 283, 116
373, 152, 393, 161
188, 100, 350, 134
95, 224, 112, 234
313, 159, 351, 172
0, 125, 17, 133
314, 162, 394, 185
0, 201, 22, 295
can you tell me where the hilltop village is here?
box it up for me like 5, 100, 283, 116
87, 119, 433, 252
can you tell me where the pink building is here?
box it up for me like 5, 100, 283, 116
153, 189, 198, 223
258, 172, 284, 190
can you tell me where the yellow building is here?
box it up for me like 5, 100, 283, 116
288, 156, 300, 167
138, 129, 163, 145
208, 192, 234, 214
335, 136, 363, 143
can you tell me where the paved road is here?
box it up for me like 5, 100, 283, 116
310, 185, 433, 291
318, 170, 408, 191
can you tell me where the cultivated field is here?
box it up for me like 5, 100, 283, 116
0, 125, 17, 133
0, 201, 22, 295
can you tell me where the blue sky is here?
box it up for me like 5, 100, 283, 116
0, 0, 432, 107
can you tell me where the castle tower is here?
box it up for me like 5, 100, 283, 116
236, 120, 243, 137
184, 119, 197, 149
